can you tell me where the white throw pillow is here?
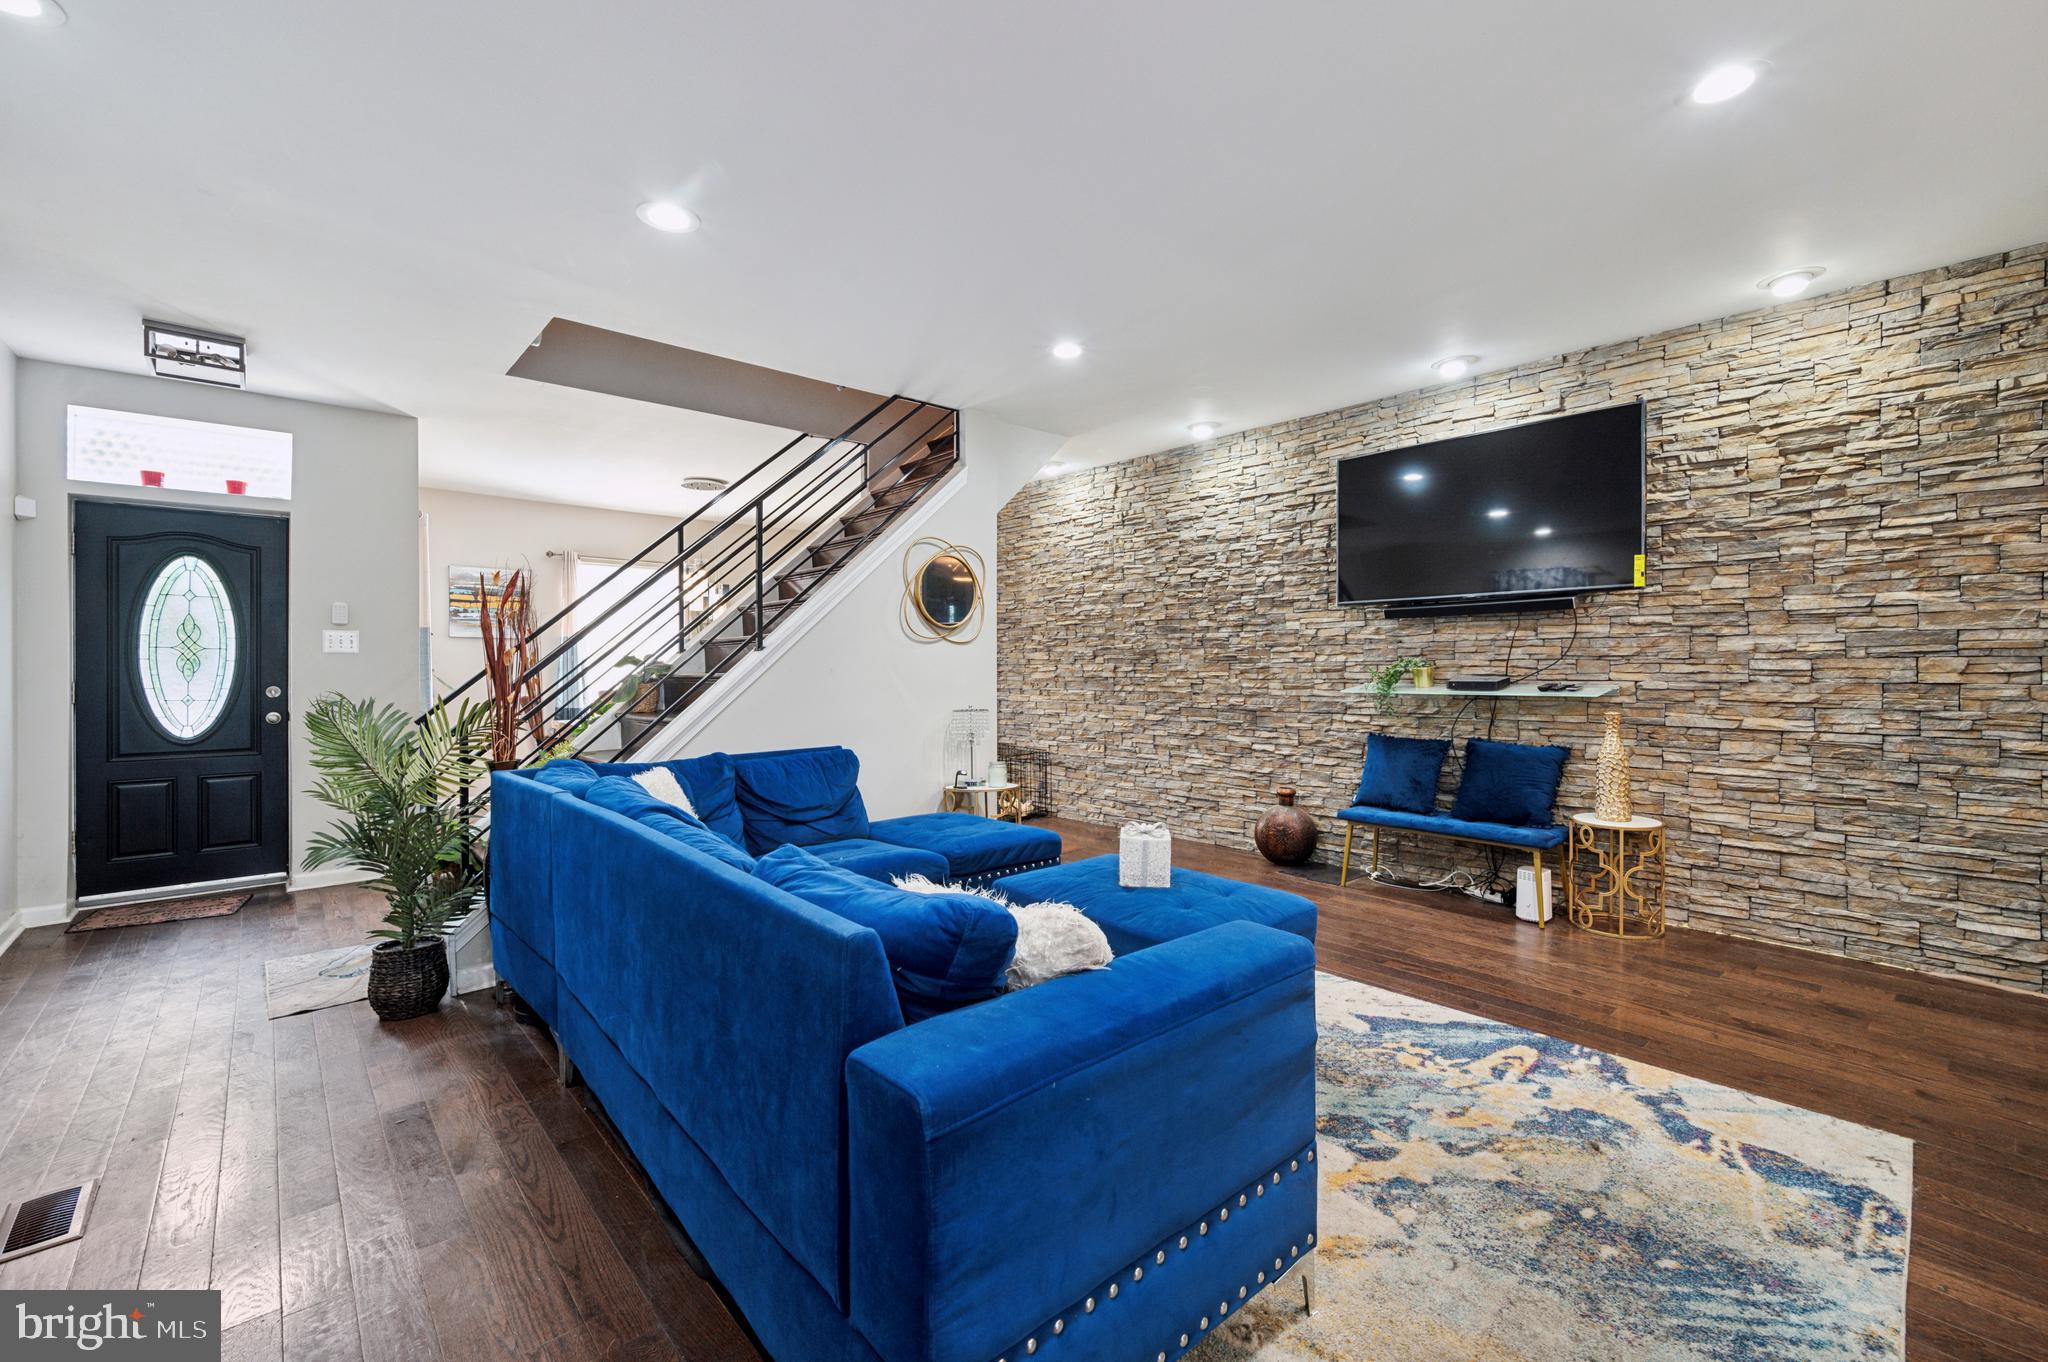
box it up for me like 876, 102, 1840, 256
891, 874, 1113, 991
632, 767, 698, 818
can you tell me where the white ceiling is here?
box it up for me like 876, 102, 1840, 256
2, 1, 2045, 512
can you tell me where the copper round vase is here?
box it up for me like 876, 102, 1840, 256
1254, 788, 1319, 865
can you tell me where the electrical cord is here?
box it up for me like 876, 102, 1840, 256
1520, 596, 1583, 684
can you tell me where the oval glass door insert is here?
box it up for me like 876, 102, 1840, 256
137, 553, 239, 740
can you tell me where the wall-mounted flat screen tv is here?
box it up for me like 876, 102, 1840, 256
1335, 400, 1646, 607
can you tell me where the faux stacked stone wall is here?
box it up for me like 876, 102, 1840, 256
996, 244, 2048, 993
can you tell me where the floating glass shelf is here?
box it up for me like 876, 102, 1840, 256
1343, 681, 1622, 701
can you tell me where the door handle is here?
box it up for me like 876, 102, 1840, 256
265, 711, 286, 726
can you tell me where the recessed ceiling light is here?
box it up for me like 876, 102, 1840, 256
1486, 507, 1510, 519
1534, 525, 1554, 537
0, 0, 65, 23
1187, 422, 1220, 440
1759, 267, 1824, 299
680, 476, 729, 492
1400, 470, 1426, 484
1690, 61, 1762, 105
1049, 339, 1085, 360
636, 201, 701, 234
1433, 355, 1478, 380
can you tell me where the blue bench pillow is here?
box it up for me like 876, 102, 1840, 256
754, 845, 1016, 1022
582, 776, 757, 873
1449, 738, 1571, 828
732, 747, 872, 855
1353, 733, 1452, 815
592, 752, 745, 848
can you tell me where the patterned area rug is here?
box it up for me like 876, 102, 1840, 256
66, 892, 249, 933
1193, 975, 1911, 1362
263, 944, 376, 1019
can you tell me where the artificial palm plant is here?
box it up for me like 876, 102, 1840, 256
302, 693, 494, 1019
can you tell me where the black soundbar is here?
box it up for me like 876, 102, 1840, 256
1445, 676, 1514, 692
1384, 593, 1577, 621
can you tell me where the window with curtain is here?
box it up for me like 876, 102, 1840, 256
557, 555, 679, 718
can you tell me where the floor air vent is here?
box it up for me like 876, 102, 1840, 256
0, 1180, 95, 1262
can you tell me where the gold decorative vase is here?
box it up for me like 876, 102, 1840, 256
1593, 711, 1633, 822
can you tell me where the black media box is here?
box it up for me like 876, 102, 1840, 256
1445, 676, 1514, 692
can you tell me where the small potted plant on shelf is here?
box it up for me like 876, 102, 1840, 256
1368, 656, 1432, 715
302, 694, 495, 1022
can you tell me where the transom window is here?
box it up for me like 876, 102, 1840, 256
68, 405, 293, 500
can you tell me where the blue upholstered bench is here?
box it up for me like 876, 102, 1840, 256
1002, 853, 1318, 956
1337, 807, 1566, 924
1337, 734, 1572, 927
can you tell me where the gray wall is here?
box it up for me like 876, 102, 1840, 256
417, 485, 686, 692
12, 360, 418, 919
0, 349, 16, 948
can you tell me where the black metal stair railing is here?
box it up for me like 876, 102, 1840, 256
431, 394, 960, 801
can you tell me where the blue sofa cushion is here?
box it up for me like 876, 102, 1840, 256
582, 776, 757, 873
531, 757, 599, 796
803, 838, 950, 884
999, 853, 1316, 956
1353, 733, 1451, 815
732, 746, 871, 854
1338, 803, 1566, 849
755, 845, 1015, 1021
592, 752, 745, 847
1450, 737, 1572, 827
868, 811, 1062, 879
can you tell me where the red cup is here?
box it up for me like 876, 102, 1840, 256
140, 470, 165, 487
225, 479, 248, 495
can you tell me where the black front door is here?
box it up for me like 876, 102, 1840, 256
74, 500, 290, 899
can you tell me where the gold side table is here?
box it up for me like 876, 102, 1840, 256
1566, 813, 1667, 939
942, 782, 1024, 822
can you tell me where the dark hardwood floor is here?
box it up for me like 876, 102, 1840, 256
0, 817, 2041, 1361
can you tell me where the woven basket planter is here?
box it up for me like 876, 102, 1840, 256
367, 938, 450, 1022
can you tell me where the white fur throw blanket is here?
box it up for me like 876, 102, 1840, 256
891, 875, 1114, 990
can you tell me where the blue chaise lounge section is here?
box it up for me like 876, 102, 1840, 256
486, 748, 1319, 1362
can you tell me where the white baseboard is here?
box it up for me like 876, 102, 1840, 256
21, 902, 73, 929
0, 909, 21, 958
452, 961, 498, 997
288, 866, 378, 893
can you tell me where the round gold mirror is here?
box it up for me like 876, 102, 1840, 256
902, 540, 986, 643
916, 552, 978, 629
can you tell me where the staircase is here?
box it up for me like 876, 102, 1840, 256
434, 395, 960, 776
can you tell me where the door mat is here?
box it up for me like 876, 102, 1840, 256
65, 893, 251, 933
264, 944, 376, 1019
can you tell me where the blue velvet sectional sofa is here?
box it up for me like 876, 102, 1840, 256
488, 745, 1319, 1362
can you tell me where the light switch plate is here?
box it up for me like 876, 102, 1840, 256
330, 602, 350, 625
322, 629, 360, 654
12, 496, 35, 521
